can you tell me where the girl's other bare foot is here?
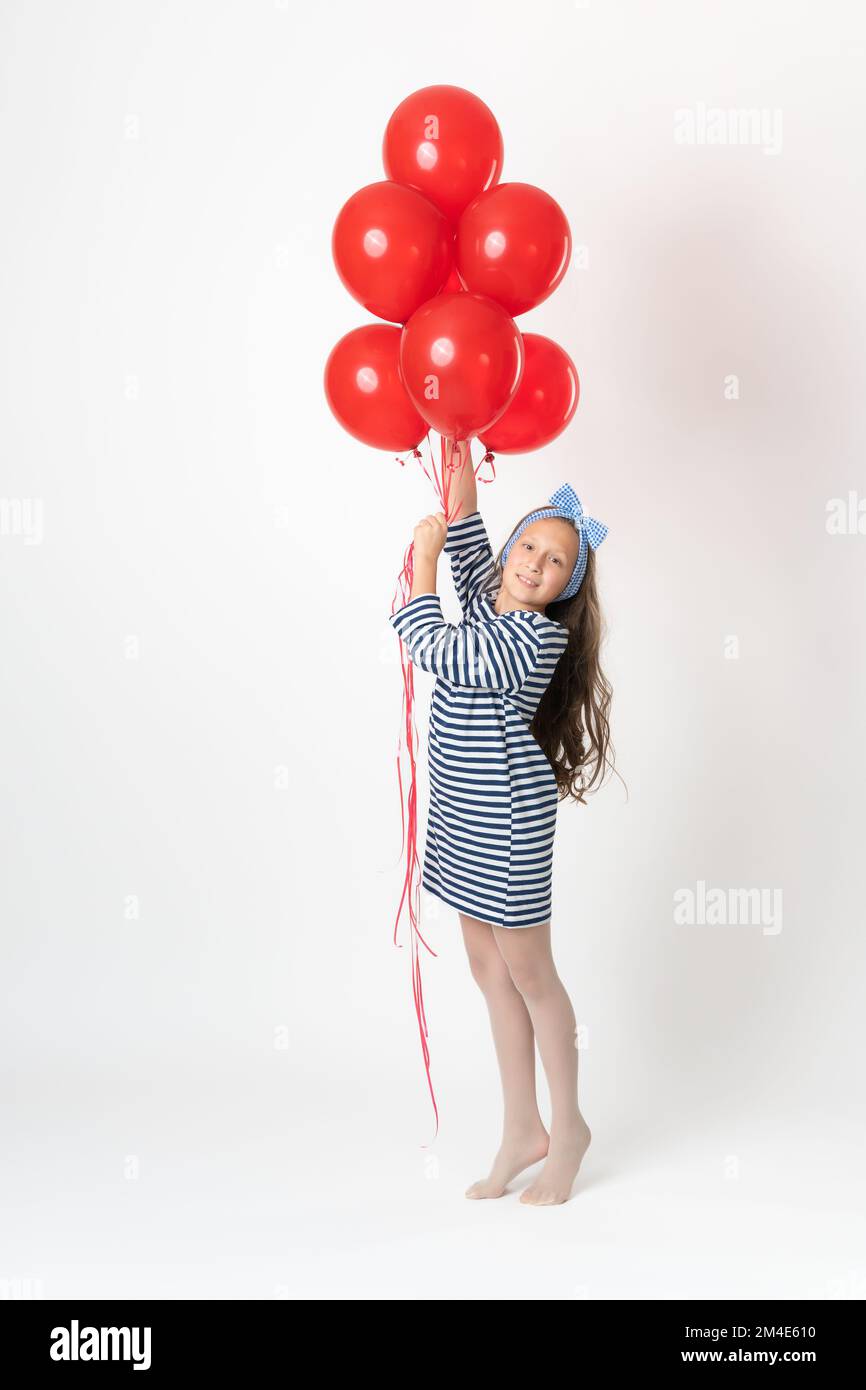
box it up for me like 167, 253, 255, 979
465, 1124, 550, 1199
519, 1116, 591, 1206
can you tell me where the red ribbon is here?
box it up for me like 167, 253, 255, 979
390, 434, 496, 1144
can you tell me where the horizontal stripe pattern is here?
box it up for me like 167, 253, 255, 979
389, 510, 569, 929
443, 510, 497, 614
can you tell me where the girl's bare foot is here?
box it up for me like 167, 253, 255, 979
465, 1125, 550, 1199
519, 1116, 591, 1206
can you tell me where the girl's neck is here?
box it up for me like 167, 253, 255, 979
492, 588, 545, 619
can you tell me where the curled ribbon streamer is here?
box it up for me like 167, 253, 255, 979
390, 435, 499, 1143
391, 526, 440, 1145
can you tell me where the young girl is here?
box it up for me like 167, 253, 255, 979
388, 443, 615, 1206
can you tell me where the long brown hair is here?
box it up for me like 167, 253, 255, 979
478, 506, 625, 805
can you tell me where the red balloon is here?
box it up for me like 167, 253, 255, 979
440, 267, 463, 294
400, 291, 524, 440
332, 181, 452, 325
479, 334, 579, 454
324, 324, 427, 451
456, 182, 571, 316
383, 85, 503, 226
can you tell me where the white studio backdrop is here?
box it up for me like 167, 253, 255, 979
1, 0, 864, 1299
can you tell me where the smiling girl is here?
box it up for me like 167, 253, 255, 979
389, 443, 616, 1205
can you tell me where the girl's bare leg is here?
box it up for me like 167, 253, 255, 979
491, 921, 591, 1205
459, 913, 550, 1198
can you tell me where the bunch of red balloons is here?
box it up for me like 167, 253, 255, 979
324, 84, 579, 456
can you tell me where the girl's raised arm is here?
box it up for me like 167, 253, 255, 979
446, 439, 478, 523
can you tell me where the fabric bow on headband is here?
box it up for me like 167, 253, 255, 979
501, 482, 609, 601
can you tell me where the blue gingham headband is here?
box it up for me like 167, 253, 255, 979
501, 482, 609, 601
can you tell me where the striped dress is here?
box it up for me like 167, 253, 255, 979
389, 510, 570, 930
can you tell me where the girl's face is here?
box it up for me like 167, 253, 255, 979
502, 517, 581, 610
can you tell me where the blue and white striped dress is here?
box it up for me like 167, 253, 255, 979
389, 510, 570, 930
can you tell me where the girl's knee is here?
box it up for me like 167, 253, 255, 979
491, 921, 556, 998
468, 951, 513, 992
459, 914, 512, 990
507, 964, 556, 999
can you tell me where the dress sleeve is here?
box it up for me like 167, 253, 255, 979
388, 592, 548, 692
442, 510, 495, 615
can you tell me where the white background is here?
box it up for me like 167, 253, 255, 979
1, 0, 864, 1300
